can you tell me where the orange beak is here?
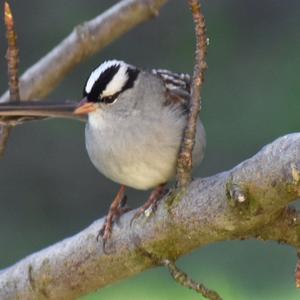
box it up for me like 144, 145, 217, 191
73, 98, 97, 115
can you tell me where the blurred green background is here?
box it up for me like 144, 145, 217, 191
0, 0, 299, 299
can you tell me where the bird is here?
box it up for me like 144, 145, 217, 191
0, 59, 206, 242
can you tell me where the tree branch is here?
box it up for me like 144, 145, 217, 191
0, 0, 168, 104
0, 133, 299, 300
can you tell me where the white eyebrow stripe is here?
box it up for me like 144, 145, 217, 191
84, 60, 127, 94
101, 64, 128, 97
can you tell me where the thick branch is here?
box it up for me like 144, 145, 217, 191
0, 0, 168, 103
0, 133, 299, 299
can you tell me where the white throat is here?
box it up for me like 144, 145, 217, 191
88, 110, 106, 130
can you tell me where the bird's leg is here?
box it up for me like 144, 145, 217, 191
98, 185, 127, 242
131, 184, 166, 224
113, 195, 131, 222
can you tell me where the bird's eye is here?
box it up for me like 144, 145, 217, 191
100, 92, 120, 104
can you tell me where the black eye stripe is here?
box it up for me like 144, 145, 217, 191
83, 63, 140, 104
83, 64, 120, 102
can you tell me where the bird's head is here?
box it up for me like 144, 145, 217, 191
74, 60, 140, 115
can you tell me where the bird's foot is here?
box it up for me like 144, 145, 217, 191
97, 185, 129, 246
130, 184, 166, 226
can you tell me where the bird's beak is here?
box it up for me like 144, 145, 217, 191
73, 97, 97, 115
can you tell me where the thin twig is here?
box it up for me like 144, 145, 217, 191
162, 260, 223, 300
4, 1, 20, 101
0, 2, 20, 157
296, 252, 300, 288
0, 126, 12, 156
176, 0, 208, 187
137, 246, 222, 299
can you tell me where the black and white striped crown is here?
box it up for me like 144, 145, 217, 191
83, 60, 140, 103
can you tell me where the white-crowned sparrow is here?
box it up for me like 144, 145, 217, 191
0, 59, 206, 241
74, 60, 206, 240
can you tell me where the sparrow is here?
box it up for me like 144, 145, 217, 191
73, 60, 206, 241
0, 60, 206, 242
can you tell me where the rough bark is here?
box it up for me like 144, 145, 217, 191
0, 133, 299, 300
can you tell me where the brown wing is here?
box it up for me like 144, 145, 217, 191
151, 69, 191, 112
